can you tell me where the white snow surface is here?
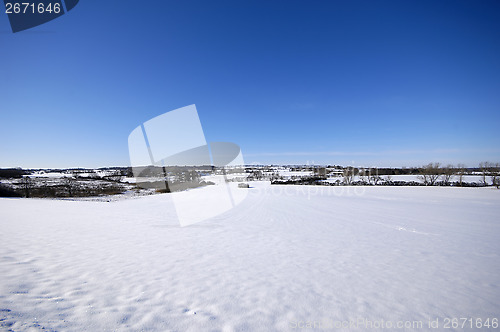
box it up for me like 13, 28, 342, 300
1, 182, 499, 331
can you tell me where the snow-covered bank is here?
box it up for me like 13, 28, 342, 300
1, 183, 499, 331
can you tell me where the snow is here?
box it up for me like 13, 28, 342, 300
122, 177, 137, 184
278, 169, 315, 178
26, 172, 72, 178
384, 174, 486, 184
1, 183, 499, 331
320, 174, 487, 185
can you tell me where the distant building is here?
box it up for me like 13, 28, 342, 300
327, 168, 344, 177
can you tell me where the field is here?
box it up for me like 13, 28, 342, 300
1, 182, 499, 331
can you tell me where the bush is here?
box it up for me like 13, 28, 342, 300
0, 168, 27, 179
0, 184, 22, 197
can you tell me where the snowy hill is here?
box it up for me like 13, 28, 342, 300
1, 182, 499, 331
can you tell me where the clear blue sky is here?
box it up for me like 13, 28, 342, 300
1, 0, 499, 168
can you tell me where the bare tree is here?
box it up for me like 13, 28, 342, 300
370, 174, 382, 185
343, 167, 354, 185
479, 162, 491, 186
489, 162, 500, 189
418, 163, 441, 186
442, 164, 454, 186
63, 177, 76, 196
456, 163, 466, 187
358, 168, 369, 185
21, 176, 33, 198
369, 168, 382, 185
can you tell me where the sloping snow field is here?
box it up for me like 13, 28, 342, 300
1, 182, 499, 331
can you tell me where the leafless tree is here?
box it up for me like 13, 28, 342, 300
343, 167, 354, 185
442, 164, 454, 186
418, 163, 441, 186
270, 172, 281, 182
369, 168, 382, 185
370, 174, 382, 185
489, 163, 500, 189
22, 176, 33, 198
479, 162, 491, 186
63, 177, 76, 196
456, 163, 466, 187
358, 168, 369, 185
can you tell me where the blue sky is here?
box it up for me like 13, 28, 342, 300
1, 0, 499, 168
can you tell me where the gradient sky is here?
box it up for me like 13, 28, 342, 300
1, 0, 499, 168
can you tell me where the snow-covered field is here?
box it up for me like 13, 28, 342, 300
1, 182, 499, 331
320, 175, 487, 185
